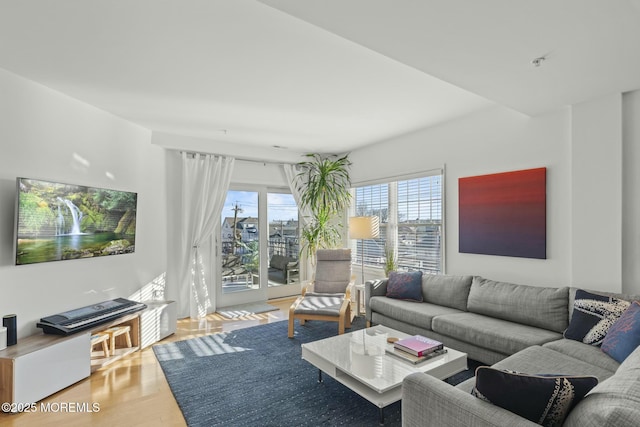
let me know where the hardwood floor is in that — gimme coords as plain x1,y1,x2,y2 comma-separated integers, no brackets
0,297,296,427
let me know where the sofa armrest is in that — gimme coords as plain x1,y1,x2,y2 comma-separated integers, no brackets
402,373,539,427
364,278,388,324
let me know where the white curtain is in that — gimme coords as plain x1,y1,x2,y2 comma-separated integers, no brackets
283,163,314,281
283,164,312,227
179,152,235,319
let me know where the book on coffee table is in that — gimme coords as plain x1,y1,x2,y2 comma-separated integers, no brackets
393,335,443,357
385,347,448,365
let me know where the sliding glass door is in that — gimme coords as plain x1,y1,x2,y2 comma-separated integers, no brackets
220,190,260,294
267,192,300,298
217,188,301,306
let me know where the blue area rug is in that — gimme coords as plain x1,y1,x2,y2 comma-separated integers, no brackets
216,302,278,319
153,318,483,426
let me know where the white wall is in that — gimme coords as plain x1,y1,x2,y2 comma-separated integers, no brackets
0,68,167,338
571,94,622,291
350,92,640,295
623,90,640,295
350,105,572,287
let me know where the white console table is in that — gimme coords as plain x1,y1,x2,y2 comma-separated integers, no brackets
0,302,176,408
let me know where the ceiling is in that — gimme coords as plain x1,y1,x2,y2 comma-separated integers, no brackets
1,1,639,158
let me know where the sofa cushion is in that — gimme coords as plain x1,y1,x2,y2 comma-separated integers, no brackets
432,312,563,355
386,271,423,302
601,301,640,363
491,345,615,382
467,277,569,333
542,339,619,373
369,297,462,331
563,346,640,427
564,289,630,345
471,367,598,427
422,274,473,311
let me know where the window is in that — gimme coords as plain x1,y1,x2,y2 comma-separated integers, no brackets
352,170,444,274
397,175,443,273
353,184,388,268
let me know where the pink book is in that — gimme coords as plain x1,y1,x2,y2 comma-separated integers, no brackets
394,335,443,357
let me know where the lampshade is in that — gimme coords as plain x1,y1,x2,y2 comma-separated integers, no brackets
349,216,380,240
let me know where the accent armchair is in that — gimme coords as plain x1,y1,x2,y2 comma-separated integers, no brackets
288,248,355,338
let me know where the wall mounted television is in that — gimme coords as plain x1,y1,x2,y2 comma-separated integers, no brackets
14,177,137,265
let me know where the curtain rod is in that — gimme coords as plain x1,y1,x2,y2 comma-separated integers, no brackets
179,150,298,166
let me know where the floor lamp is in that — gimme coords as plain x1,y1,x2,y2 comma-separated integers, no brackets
349,216,380,283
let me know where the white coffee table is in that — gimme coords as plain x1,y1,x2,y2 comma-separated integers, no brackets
301,325,467,424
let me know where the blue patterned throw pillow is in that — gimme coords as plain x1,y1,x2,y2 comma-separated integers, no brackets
601,301,640,363
471,367,598,427
386,271,423,302
563,289,630,345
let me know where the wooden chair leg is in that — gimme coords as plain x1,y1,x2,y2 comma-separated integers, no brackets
288,316,295,338
288,304,296,338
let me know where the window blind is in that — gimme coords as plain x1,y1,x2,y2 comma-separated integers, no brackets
353,184,387,268
397,175,442,273
352,172,443,274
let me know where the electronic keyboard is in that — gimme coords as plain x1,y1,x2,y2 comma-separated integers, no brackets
37,298,147,336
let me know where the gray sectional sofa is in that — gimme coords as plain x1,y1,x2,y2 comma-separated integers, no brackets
364,275,640,426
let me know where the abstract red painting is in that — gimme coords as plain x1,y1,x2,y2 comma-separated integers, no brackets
459,167,546,259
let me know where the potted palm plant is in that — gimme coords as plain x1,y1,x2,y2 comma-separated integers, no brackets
384,245,398,277
295,153,352,265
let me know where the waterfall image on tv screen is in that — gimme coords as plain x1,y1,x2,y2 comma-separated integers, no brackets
15,178,137,265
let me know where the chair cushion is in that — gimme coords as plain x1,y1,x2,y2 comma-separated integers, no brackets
601,301,640,363
564,289,630,345
270,255,296,271
471,366,598,427
386,271,423,302
293,293,345,317
314,249,352,293
270,255,286,270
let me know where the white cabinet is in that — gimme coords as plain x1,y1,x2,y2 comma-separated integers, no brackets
139,300,177,349
0,333,90,406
